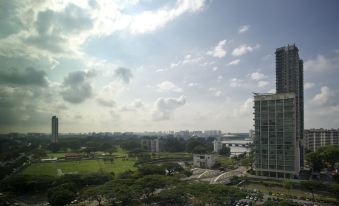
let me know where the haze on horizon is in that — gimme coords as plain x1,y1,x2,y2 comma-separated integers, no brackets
0,0,339,133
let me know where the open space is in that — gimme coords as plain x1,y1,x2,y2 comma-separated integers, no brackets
21,159,136,176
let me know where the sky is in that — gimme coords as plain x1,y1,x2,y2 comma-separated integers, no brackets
0,0,339,133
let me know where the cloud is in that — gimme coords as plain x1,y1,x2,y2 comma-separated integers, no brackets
230,78,243,88
238,25,250,34
96,97,116,107
215,90,222,97
114,67,133,83
227,59,240,66
130,0,205,34
304,54,338,72
232,44,260,57
188,82,198,87
258,81,269,88
0,0,206,61
304,82,315,90
207,40,227,58
61,70,94,104
312,86,331,105
0,67,48,87
121,99,144,111
157,81,183,92
152,95,186,120
212,66,218,71
250,72,266,81
233,98,253,117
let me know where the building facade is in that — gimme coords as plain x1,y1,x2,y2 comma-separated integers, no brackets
51,116,58,143
193,154,216,169
141,138,161,153
304,129,339,152
254,93,300,178
275,44,304,167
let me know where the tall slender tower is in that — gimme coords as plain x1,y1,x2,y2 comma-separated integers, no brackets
275,44,304,167
51,116,58,143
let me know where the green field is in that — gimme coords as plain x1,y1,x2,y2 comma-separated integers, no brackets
21,159,136,176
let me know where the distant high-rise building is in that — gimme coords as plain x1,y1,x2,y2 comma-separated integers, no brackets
275,44,304,167
254,93,300,178
51,116,58,143
304,128,339,152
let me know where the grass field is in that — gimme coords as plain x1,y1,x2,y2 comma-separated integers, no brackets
21,159,136,176
217,156,235,167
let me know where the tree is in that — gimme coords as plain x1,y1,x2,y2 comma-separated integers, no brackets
219,146,231,157
320,145,339,169
135,175,173,200
82,186,105,206
47,184,76,206
299,181,321,201
283,180,293,197
306,151,323,172
192,145,208,154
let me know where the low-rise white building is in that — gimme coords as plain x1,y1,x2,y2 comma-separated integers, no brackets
193,154,216,169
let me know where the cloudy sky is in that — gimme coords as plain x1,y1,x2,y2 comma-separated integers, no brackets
0,0,339,133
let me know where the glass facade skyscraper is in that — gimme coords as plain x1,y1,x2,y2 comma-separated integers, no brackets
254,93,300,178
253,44,304,178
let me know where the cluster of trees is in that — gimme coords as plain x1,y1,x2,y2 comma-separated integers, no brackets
306,145,339,172
120,137,214,154
81,170,245,205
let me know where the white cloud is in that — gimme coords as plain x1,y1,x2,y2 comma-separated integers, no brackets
207,40,227,58
304,54,338,72
152,95,186,120
157,81,183,92
238,25,250,34
258,81,269,88
232,44,260,57
230,78,243,88
233,98,253,117
250,72,266,81
212,66,218,71
304,82,315,90
312,86,331,105
121,99,144,111
227,59,240,66
188,82,198,87
130,0,205,34
0,0,206,61
215,90,222,97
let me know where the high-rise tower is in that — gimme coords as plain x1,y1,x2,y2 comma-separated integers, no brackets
51,116,58,143
253,44,304,178
275,44,304,167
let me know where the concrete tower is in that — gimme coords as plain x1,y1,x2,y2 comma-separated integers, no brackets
275,44,304,167
51,116,58,143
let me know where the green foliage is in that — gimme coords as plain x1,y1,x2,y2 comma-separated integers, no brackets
219,146,231,156
47,183,77,206
0,175,56,194
186,182,246,205
138,164,166,176
306,145,339,171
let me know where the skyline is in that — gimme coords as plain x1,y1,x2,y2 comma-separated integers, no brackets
1,0,339,133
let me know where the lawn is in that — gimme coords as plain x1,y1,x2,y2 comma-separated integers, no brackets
217,156,235,167
21,159,136,176
47,152,66,158
153,152,192,159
